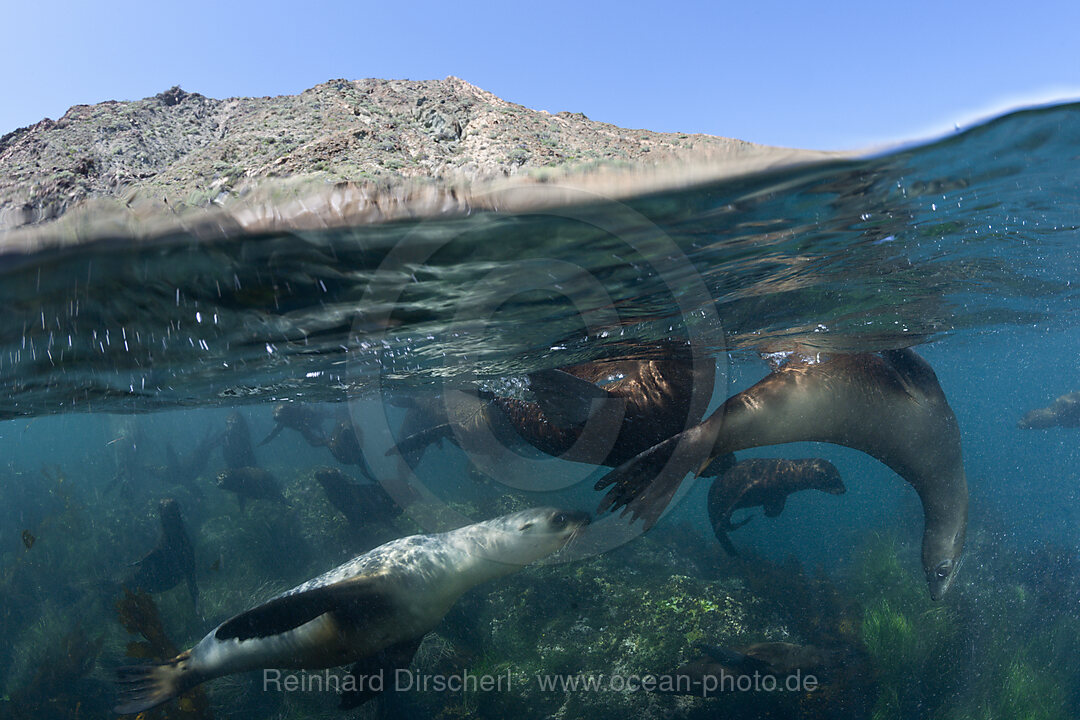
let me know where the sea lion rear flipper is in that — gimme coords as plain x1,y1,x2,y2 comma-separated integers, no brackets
594,421,716,529
528,369,618,427
214,575,396,642
339,636,423,709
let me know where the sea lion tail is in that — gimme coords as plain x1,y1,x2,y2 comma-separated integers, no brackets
114,653,201,714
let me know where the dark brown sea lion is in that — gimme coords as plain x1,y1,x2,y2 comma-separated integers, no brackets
707,458,846,556
221,412,257,469
312,467,402,529
596,349,968,600
390,341,714,470
325,420,377,481
260,403,329,447
164,430,221,493
128,498,198,612
216,467,286,509
1018,391,1080,429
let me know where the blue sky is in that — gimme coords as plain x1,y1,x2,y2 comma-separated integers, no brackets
2,1,1078,150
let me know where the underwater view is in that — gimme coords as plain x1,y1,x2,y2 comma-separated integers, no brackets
1,101,1079,720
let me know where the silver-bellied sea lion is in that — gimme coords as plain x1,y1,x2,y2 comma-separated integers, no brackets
114,507,589,714
1018,391,1080,429
595,349,968,600
707,458,845,556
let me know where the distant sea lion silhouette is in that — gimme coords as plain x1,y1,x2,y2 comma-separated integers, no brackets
128,498,198,612
596,349,968,600
260,403,329,447
216,467,287,509
221,412,257,469
1018,391,1080,429
312,466,402,529
707,458,846,556
114,508,589,713
324,420,378,481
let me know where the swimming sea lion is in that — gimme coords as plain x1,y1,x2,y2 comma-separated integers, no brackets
390,341,714,470
216,467,286,509
128,498,198,612
707,458,846,556
325,420,378,482
596,349,968,600
1018,391,1080,429
114,507,589,713
312,467,402,529
222,412,257,469
164,430,221,493
260,403,329,447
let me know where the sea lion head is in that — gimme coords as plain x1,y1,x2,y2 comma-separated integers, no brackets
805,459,846,494
923,517,966,601
1017,408,1053,429
471,507,590,567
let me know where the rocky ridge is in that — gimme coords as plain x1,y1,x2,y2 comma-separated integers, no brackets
0,77,827,235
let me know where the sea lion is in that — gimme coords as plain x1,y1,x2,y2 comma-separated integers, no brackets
128,498,198,612
1018,391,1080,429
114,507,589,713
222,412,257,469
260,403,330,447
325,420,378,482
216,467,287,509
312,467,402,529
708,458,846,556
390,341,714,470
164,430,221,493
596,349,968,600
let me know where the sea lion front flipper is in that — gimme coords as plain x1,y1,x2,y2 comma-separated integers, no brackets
258,424,283,447
711,524,741,557
338,636,423,709
528,369,619,427
214,575,396,642
763,496,787,517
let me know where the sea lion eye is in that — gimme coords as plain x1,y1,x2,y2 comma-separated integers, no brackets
935,563,951,580
552,513,568,527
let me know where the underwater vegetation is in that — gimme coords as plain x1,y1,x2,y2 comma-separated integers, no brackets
0,415,1078,720
847,531,1080,720
114,588,213,719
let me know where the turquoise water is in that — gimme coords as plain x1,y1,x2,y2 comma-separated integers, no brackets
0,103,1078,719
